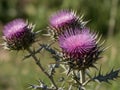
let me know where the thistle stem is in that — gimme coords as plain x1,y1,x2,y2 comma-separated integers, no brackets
27,48,58,90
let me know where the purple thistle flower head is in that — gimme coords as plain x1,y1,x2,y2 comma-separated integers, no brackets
3,19,35,50
49,10,77,30
58,28,103,70
3,19,27,38
59,28,96,59
49,10,87,40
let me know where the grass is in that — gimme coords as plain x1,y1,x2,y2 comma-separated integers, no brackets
0,35,120,90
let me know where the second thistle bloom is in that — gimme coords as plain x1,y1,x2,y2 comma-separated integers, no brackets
3,19,35,50
49,10,85,37
58,28,102,69
50,10,77,29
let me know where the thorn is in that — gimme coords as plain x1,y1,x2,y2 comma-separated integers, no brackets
35,30,42,34
96,35,102,44
42,33,51,36
91,65,98,70
102,45,111,51
67,68,72,76
99,40,105,47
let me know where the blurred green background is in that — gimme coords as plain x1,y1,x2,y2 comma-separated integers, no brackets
0,0,120,90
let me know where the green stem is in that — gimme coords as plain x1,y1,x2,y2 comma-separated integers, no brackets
27,48,58,90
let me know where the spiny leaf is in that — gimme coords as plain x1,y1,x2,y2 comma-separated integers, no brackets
40,44,62,62
28,79,56,90
93,68,120,83
41,44,62,76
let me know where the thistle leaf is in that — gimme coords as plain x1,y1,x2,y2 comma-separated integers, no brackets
40,44,62,62
93,68,120,83
28,79,57,90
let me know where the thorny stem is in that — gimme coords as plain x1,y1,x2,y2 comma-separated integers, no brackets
24,41,56,59
23,46,43,59
27,48,58,90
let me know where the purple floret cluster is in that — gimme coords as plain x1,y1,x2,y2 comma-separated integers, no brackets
3,19,35,50
58,28,97,59
50,10,77,29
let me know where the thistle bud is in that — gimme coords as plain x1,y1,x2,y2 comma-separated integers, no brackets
3,19,35,50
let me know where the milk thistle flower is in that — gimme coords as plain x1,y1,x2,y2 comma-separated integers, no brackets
49,10,85,39
3,19,35,50
58,28,102,70
50,10,77,29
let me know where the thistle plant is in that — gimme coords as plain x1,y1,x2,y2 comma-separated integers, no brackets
2,10,120,90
